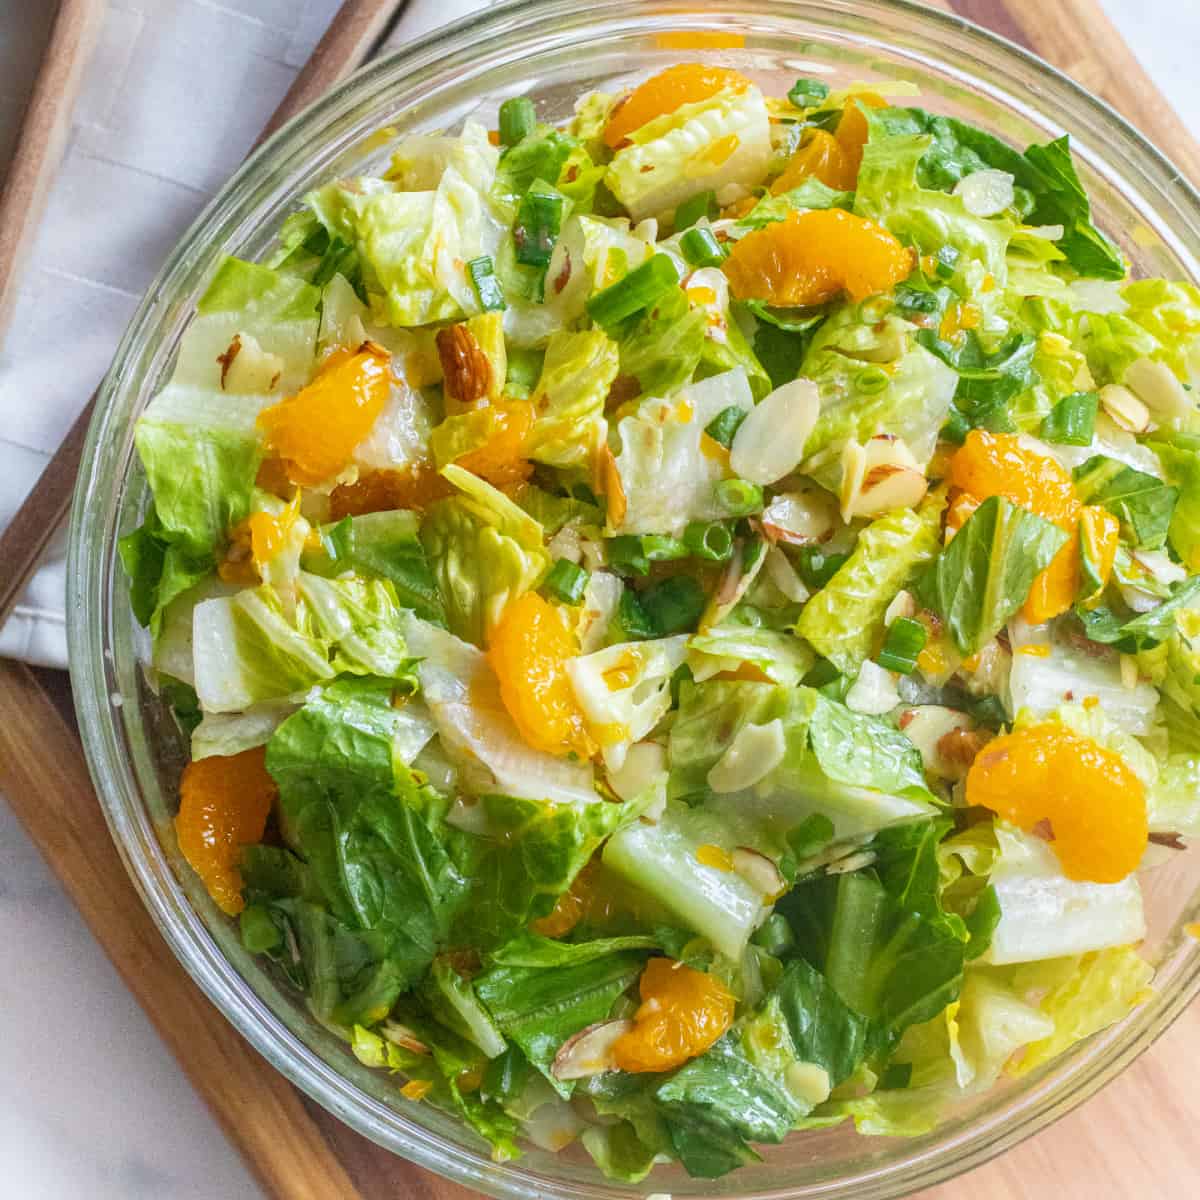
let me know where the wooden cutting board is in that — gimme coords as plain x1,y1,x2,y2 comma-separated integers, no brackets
2,2,1199,1198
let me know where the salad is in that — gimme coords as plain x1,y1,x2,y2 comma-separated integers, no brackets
119,61,1200,1182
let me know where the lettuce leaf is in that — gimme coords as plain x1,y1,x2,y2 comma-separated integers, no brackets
295,573,413,678
1073,455,1178,550
796,495,945,676
605,85,772,221
527,329,619,468
474,935,650,1096
916,495,1067,655
613,368,754,535
421,466,549,646
1147,432,1200,570
686,624,814,686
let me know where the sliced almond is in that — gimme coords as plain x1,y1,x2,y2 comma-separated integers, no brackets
761,487,840,546
732,846,787,900
845,660,901,715
863,434,920,472
884,589,916,626
729,378,820,485
898,705,975,781
838,439,868,521
1124,356,1194,426
381,1020,430,1056
551,1020,634,1080
707,717,786,793
1099,383,1152,434
849,465,928,518
785,1061,832,1107
764,544,810,602
217,331,285,394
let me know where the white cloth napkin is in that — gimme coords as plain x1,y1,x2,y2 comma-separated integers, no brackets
0,0,492,669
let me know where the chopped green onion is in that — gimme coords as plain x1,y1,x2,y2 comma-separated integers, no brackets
616,588,656,640
800,658,848,700
679,226,727,268
543,557,589,605
514,186,566,268
586,253,679,329
893,282,943,317
787,77,831,109
467,255,506,312
674,189,718,231
714,478,764,516
683,520,734,562
640,575,706,636
877,616,928,675
1041,390,1098,447
934,244,960,279
240,905,281,954
607,533,689,576
854,365,890,395
704,405,747,448
797,546,848,591
498,96,536,147
752,913,795,955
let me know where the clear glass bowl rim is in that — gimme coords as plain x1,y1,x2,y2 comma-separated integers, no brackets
67,2,1200,1198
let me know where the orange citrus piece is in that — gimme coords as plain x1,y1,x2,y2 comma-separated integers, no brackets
966,723,1147,883
176,748,277,915
722,208,912,307
949,431,1084,622
258,343,392,486
612,957,735,1073
329,464,452,519
771,129,856,194
604,63,751,149
834,92,888,179
489,592,598,759
455,399,535,490
531,861,596,938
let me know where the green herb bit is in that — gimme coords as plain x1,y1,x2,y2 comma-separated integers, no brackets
467,255,507,312
498,96,536,147
703,405,748,448
240,905,282,954
797,546,849,591
714,478,764,517
586,253,679,329
679,226,727,268
674,189,719,231
543,557,589,605
877,616,928,675
616,587,657,640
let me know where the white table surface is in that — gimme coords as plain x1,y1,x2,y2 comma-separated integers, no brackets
2,0,1199,1196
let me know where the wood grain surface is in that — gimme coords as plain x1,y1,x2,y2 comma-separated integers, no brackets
2,2,1199,1200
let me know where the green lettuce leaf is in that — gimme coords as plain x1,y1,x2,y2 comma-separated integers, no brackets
302,509,444,624
295,573,412,677
1072,455,1178,550
617,283,707,399
474,935,649,1096
1147,432,1200,570
916,495,1067,655
916,329,1037,434
796,494,945,675
527,329,619,468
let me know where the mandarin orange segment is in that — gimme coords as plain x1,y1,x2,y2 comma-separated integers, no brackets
834,92,888,179
489,592,598,759
531,862,595,938
329,464,452,519
965,723,1147,883
454,399,535,489
722,208,912,307
603,63,751,149
771,129,856,195
258,343,392,486
176,748,277,915
949,431,1084,621
611,957,735,1073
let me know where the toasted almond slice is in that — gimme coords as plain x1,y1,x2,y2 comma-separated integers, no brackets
707,718,786,793
884,589,916,626
1124,356,1194,426
1099,383,1152,434
898,705,975,780
729,378,820,485
732,846,787,900
761,487,840,545
839,438,868,521
849,465,928,518
552,1020,634,1080
381,1021,430,1055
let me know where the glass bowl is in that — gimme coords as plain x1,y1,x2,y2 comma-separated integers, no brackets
68,1,1200,1196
